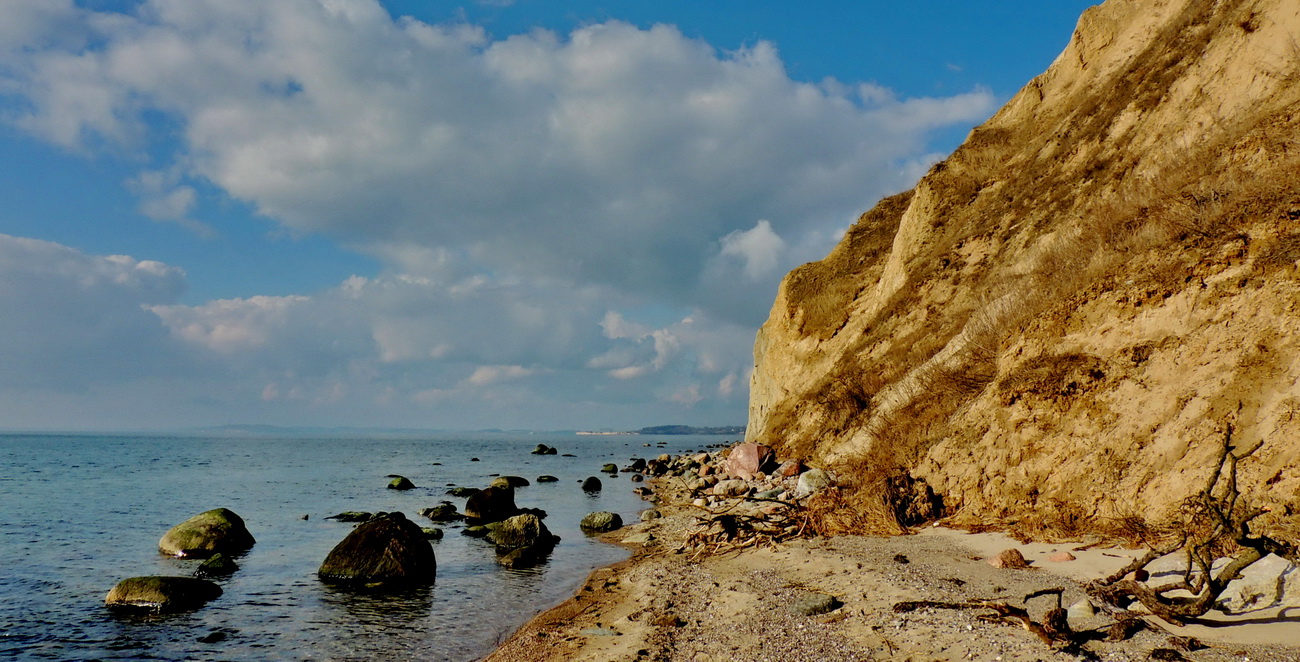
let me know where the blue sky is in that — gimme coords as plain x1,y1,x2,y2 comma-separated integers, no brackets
0,0,1094,431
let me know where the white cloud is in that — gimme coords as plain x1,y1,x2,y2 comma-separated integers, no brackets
720,220,786,280
0,1,1000,429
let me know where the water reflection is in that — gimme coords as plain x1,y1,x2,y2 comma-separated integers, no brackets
317,582,436,628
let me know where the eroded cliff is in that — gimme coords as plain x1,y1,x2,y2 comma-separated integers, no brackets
749,0,1300,539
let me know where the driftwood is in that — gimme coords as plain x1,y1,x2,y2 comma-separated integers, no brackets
1086,420,1300,625
676,496,808,560
891,590,1075,648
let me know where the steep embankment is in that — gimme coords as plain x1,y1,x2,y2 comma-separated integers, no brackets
749,0,1300,539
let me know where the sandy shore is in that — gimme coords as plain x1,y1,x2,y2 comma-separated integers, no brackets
484,475,1300,662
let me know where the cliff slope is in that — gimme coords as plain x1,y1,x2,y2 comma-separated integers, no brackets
749,0,1300,539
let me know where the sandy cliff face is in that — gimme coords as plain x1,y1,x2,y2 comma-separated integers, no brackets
749,0,1300,538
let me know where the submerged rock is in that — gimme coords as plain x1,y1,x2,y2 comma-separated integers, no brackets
325,511,373,522
318,512,436,586
446,486,479,498
419,502,462,522
537,475,559,483
105,576,223,612
158,508,255,558
196,553,238,577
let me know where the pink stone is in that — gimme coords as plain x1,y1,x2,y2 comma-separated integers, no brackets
1048,552,1077,562
725,443,775,480
987,548,1030,569
777,460,804,477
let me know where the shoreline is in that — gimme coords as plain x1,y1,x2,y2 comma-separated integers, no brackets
484,453,1300,662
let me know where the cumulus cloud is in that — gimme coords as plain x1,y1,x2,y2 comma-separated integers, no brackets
0,0,999,428
0,233,186,389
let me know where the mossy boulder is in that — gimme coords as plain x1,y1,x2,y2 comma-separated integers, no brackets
486,513,559,569
317,512,436,587
105,576,222,612
388,476,415,490
579,511,623,533
158,508,255,558
196,553,238,577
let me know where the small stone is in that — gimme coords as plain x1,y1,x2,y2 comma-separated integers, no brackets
601,463,618,474
795,469,833,497
788,591,842,616
421,527,444,539
692,498,708,508
1067,599,1095,621
537,475,559,483
490,475,530,489
1049,551,1077,562
325,511,372,522
640,509,662,521
622,532,655,545
986,548,1030,569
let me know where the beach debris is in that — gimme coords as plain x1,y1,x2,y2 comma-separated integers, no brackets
1085,425,1300,625
580,511,624,533
159,508,256,558
987,548,1031,569
105,576,223,612
387,476,415,490
318,512,436,586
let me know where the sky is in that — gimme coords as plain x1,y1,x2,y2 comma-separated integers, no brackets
0,0,1096,432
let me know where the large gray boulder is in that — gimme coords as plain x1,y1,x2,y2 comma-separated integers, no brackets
158,508,255,558
317,512,436,586
464,486,519,524
105,576,222,612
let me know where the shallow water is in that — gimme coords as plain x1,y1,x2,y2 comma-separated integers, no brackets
0,432,720,661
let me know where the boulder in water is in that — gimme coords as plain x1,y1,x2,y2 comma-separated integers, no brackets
105,576,222,612
158,508,255,558
581,476,602,492
579,511,623,533
490,475,530,489
600,463,618,474
464,486,519,524
446,486,479,498
487,513,558,569
537,475,559,483
388,476,415,490
318,512,436,586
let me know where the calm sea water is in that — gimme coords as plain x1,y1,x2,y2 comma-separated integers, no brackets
0,432,722,661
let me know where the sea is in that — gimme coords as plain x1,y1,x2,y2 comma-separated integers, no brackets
0,431,724,661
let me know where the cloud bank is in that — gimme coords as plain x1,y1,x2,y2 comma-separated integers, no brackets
0,0,996,429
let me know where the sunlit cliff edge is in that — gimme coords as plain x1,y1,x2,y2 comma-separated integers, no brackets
748,0,1300,540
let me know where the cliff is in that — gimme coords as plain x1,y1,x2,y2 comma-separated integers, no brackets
748,0,1300,539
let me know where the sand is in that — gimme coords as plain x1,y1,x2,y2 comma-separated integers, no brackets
483,483,1300,662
